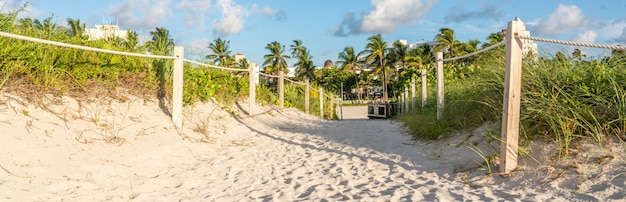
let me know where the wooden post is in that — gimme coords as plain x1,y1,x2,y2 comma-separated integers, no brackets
411,76,416,112
330,95,334,119
422,69,427,108
249,64,256,116
404,87,409,113
320,87,324,119
279,71,284,111
500,18,525,174
305,79,310,114
172,46,184,131
436,52,444,120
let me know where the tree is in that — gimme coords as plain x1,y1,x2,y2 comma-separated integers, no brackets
147,27,174,55
123,30,139,52
66,18,86,39
337,46,363,99
34,15,58,38
263,41,290,75
572,48,585,62
483,32,504,48
206,38,232,66
362,34,389,102
433,27,460,57
290,39,305,59
387,40,408,80
294,48,316,81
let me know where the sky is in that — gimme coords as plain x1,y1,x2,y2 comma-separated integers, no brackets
2,0,626,67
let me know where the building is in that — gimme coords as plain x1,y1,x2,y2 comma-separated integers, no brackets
85,24,128,41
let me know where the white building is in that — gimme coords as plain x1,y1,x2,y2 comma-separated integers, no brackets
85,25,128,41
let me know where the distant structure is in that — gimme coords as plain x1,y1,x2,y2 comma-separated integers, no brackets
323,60,334,68
85,24,128,41
234,52,245,63
519,30,538,56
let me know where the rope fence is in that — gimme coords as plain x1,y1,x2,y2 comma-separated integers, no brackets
183,59,248,72
518,35,626,50
0,31,176,60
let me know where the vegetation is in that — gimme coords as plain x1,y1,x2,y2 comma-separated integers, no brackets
2,5,626,158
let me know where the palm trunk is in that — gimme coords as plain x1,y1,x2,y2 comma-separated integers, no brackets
381,60,387,103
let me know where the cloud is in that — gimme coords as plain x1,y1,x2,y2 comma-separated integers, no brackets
1,0,40,19
573,30,597,43
108,0,173,29
250,4,286,22
444,0,504,23
185,37,211,55
176,0,212,27
333,0,437,36
532,4,587,35
212,0,248,37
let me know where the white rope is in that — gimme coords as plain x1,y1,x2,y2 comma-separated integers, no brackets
183,59,248,72
442,40,505,62
257,71,282,78
518,35,626,50
0,31,177,60
285,78,305,85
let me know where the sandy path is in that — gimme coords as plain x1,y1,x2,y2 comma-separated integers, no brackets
1,96,625,201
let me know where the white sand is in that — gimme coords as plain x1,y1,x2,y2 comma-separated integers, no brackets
1,94,625,201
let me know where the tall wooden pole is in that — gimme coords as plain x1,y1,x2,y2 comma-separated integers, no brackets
172,46,184,131
436,52,444,120
500,17,525,174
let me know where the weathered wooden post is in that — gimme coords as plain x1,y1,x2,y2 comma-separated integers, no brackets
320,87,324,119
172,46,184,131
422,69,427,108
411,76,416,112
305,79,310,114
404,86,409,113
500,17,524,174
248,64,256,116
436,52,444,120
279,71,284,111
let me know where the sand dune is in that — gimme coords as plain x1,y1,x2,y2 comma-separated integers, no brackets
1,94,625,201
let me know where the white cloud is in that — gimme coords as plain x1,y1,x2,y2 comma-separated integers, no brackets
1,0,40,19
108,0,173,29
212,0,248,37
534,4,587,35
573,30,597,43
250,4,285,21
185,37,211,55
176,0,212,27
360,0,437,33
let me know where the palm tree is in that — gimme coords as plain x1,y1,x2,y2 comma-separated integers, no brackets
206,38,232,66
337,46,363,100
388,41,408,80
572,48,585,62
290,39,305,59
294,48,316,81
483,32,504,48
362,34,389,102
66,18,86,38
147,27,174,55
34,15,57,38
263,41,290,75
434,27,460,57
123,30,139,52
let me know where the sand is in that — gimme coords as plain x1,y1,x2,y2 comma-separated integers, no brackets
1,94,625,201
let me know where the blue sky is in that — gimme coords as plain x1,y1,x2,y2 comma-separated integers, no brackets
2,0,626,66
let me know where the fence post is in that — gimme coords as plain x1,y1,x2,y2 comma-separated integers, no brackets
320,87,324,119
305,79,310,114
279,71,284,111
330,95,334,119
500,18,525,175
436,52,444,120
404,86,409,113
411,76,416,112
172,46,184,131
249,64,256,116
422,69,427,108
